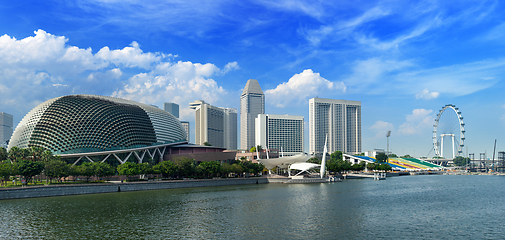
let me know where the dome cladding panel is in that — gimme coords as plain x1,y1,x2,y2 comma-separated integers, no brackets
9,95,186,154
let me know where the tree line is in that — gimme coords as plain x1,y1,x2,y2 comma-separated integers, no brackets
307,151,392,173
0,147,264,186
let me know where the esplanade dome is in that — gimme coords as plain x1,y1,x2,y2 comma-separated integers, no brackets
8,95,187,154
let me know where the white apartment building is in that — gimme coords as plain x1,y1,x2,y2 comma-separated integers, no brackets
255,114,304,156
240,79,265,150
309,98,361,155
0,112,13,146
190,100,237,149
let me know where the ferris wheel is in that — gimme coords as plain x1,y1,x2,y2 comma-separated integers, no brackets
433,104,465,159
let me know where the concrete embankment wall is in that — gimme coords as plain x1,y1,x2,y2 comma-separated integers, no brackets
0,178,268,200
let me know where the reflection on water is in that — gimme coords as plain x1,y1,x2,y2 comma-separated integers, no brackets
1,175,505,239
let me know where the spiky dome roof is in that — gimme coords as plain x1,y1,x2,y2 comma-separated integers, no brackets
8,95,186,154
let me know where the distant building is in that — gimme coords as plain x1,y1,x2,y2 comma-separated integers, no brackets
240,79,265,150
224,108,238,150
255,114,304,156
0,112,13,146
189,100,237,149
180,121,190,141
309,98,361,155
164,102,179,118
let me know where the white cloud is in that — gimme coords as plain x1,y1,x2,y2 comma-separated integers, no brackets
398,109,434,135
343,57,504,97
369,120,395,139
303,7,390,45
95,41,162,69
265,69,346,108
112,61,226,119
416,88,439,100
0,30,232,122
222,61,240,74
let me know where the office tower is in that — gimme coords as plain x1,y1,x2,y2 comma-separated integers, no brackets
189,100,237,149
224,108,237,150
0,112,13,146
180,121,190,141
309,98,361,155
240,79,264,150
164,102,179,118
255,114,304,156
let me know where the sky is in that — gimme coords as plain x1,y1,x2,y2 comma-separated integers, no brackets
1,0,504,158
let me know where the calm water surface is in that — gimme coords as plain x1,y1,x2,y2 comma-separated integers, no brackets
1,175,505,239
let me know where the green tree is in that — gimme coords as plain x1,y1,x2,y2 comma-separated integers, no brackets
250,145,263,153
17,160,44,184
117,162,140,179
8,146,26,162
29,147,46,162
78,162,96,182
173,157,196,177
330,151,343,161
198,161,221,177
375,153,388,163
376,163,392,171
0,147,8,161
231,163,244,176
94,162,115,180
307,157,320,164
44,159,70,183
154,161,177,178
203,141,212,146
453,156,470,166
351,162,366,171
138,162,153,175
0,161,17,185
400,154,412,158
389,153,398,158
221,163,232,177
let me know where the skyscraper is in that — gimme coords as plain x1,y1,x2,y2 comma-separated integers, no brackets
0,112,13,146
255,114,304,156
180,121,190,141
309,98,361,155
240,79,264,150
163,102,179,118
190,100,237,149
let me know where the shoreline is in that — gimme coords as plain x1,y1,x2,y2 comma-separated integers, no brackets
0,177,268,200
2,171,502,200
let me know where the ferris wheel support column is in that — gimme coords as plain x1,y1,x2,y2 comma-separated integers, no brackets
452,135,455,159
441,136,444,158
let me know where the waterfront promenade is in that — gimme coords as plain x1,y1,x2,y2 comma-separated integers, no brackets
0,178,268,200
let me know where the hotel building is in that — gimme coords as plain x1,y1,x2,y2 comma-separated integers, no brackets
309,98,361,155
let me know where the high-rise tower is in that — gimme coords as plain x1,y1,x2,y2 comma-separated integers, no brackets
0,112,13,146
190,100,237,149
240,79,264,150
309,98,361,155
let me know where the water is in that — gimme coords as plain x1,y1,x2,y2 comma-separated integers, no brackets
1,175,504,239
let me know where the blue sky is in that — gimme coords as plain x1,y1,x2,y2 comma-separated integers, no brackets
1,0,504,158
